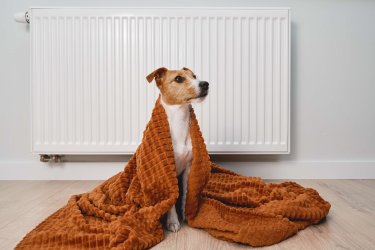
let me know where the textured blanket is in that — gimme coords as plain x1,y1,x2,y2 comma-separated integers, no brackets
16,96,330,249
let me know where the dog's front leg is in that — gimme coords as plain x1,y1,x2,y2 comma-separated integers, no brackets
180,164,191,222
166,205,181,232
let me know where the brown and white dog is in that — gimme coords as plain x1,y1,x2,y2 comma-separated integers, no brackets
146,67,209,232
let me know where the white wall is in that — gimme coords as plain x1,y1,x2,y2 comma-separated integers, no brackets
1,0,375,179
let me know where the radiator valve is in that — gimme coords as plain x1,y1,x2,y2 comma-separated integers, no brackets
14,11,30,23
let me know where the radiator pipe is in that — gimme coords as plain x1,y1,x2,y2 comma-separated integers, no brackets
40,155,63,163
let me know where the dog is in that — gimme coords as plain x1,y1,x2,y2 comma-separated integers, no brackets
146,67,209,232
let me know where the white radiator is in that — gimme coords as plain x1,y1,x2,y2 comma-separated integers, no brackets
29,7,290,154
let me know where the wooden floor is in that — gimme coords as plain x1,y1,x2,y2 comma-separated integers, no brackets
0,180,374,250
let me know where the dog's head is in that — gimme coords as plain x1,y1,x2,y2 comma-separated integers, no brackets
146,67,209,105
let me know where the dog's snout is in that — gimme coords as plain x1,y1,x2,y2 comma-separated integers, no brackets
199,81,209,90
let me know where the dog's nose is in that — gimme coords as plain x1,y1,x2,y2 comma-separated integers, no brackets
199,81,209,90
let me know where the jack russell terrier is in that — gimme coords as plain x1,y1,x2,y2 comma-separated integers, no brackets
146,67,209,232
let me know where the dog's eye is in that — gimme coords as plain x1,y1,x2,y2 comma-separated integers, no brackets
193,75,197,79
175,76,183,83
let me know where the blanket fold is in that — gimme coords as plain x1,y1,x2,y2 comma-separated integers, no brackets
16,96,330,249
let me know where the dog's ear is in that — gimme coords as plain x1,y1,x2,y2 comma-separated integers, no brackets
146,67,168,83
182,67,193,73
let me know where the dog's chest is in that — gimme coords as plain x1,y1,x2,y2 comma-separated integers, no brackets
162,102,193,176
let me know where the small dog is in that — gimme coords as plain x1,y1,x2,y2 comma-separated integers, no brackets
146,67,209,232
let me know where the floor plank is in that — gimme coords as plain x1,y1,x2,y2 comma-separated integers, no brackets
0,180,374,250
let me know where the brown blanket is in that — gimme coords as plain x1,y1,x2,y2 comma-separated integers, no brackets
16,96,330,249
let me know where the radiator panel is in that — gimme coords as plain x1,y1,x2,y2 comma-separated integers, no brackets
31,8,290,154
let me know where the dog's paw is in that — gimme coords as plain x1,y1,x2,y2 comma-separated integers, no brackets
167,222,181,232
166,205,181,232
166,213,181,232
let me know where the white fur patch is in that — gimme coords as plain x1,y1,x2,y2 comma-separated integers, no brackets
189,96,206,103
160,97,193,176
161,96,193,230
190,79,200,95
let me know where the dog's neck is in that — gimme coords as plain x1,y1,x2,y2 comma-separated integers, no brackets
160,96,191,146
